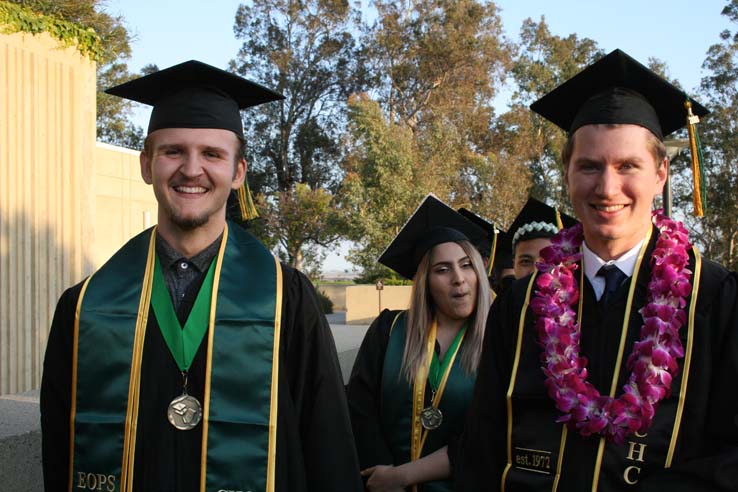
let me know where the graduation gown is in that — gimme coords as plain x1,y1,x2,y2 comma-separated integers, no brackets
347,309,476,491
41,244,362,492
450,227,738,491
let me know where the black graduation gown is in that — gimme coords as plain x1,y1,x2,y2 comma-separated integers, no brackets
347,309,474,491
346,309,398,470
450,229,738,491
41,262,363,492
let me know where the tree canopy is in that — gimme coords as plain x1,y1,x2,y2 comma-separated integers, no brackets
231,0,362,271
8,0,144,147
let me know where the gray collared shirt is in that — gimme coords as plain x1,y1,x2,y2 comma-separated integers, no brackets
155,233,223,312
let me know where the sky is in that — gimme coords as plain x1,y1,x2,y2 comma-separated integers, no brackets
104,0,733,272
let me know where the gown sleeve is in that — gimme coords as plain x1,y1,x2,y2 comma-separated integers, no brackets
638,268,738,492
279,265,364,492
449,284,521,492
40,281,85,491
345,309,397,470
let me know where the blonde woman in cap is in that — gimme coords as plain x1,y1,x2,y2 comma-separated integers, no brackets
347,195,492,492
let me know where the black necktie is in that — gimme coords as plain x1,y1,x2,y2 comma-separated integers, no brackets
597,264,627,307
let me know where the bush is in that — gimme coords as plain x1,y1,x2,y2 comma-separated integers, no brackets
317,289,334,314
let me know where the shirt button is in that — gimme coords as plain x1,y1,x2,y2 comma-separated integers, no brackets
180,262,189,270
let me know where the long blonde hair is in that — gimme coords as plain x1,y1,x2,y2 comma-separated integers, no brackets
401,240,491,383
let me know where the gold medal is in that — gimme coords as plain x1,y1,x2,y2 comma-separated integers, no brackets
167,393,202,430
420,405,443,430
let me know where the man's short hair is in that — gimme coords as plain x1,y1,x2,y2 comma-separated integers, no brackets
561,124,667,167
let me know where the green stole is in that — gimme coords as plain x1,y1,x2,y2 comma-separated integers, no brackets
500,244,702,491
69,221,282,492
380,312,476,492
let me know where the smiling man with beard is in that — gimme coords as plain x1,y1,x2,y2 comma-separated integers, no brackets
40,61,362,492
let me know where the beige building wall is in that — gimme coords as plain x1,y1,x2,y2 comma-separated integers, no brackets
93,143,157,268
0,31,96,395
345,285,412,325
315,283,347,311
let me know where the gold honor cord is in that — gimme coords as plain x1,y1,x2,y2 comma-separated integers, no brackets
501,272,538,492
200,224,230,492
487,231,498,277
666,248,701,467
122,229,157,492
409,319,466,492
411,320,437,464
68,276,93,492
389,311,404,337
416,329,467,456
591,230,652,492
266,254,283,492
551,426,568,491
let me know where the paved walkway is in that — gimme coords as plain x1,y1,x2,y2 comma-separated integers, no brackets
326,311,370,383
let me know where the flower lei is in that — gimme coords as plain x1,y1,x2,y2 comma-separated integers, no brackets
530,211,692,444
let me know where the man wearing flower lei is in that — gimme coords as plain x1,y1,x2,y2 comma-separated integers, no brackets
445,49,738,491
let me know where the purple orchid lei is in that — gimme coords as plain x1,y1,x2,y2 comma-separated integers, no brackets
530,211,692,444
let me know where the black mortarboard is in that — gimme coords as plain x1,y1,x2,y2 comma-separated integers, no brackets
495,230,513,270
105,60,284,137
530,49,708,140
457,208,508,277
379,195,488,280
508,198,578,252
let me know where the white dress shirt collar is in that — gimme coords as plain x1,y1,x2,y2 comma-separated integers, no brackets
582,238,645,300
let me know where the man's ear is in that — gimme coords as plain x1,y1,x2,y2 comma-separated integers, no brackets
656,157,669,194
563,162,571,194
140,152,153,185
232,158,246,189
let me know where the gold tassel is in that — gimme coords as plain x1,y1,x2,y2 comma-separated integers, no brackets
685,99,706,217
486,231,498,277
236,180,259,221
555,209,563,230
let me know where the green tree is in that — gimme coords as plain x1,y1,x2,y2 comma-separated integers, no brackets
254,183,345,273
339,94,422,279
675,0,738,269
231,0,362,272
9,0,144,148
340,0,513,277
490,17,603,222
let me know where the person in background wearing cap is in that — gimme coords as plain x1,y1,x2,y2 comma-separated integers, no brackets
346,195,492,492
40,61,362,492
457,208,514,296
448,49,738,491
508,197,578,280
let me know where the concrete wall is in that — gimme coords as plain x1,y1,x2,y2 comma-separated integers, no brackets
0,30,96,395
315,283,347,311
345,285,412,324
92,143,157,268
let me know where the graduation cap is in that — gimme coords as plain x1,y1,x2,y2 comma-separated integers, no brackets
106,60,283,136
106,60,284,221
509,197,577,252
494,229,513,271
530,48,709,216
457,208,508,277
378,195,488,280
